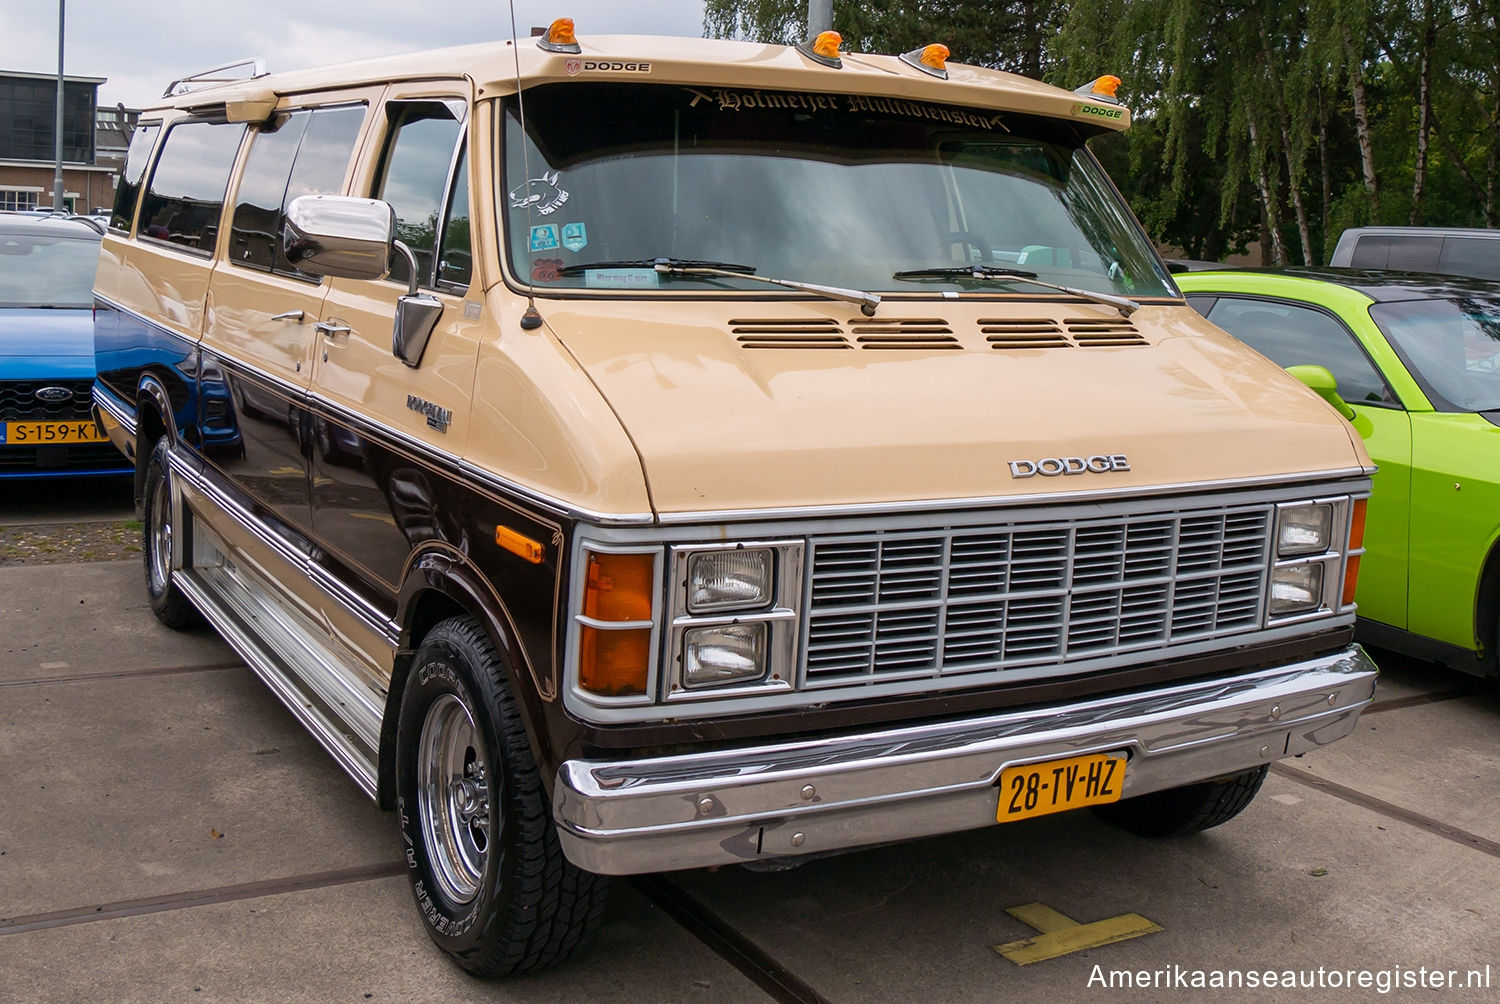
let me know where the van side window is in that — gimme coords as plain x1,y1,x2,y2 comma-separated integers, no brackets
436,145,471,288
108,122,160,234
1437,237,1500,281
138,120,246,254
231,105,365,276
372,102,463,288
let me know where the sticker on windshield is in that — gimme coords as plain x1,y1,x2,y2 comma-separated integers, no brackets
509,170,570,216
529,224,560,253
585,268,661,289
531,257,564,282
561,222,588,253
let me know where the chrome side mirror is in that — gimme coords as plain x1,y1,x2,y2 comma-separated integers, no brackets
284,195,394,280
391,240,443,369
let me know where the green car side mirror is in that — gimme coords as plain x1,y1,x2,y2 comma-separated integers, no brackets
1286,364,1357,421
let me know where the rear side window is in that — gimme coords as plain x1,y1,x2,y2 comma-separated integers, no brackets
139,120,246,255
230,105,365,275
1349,234,1442,272
373,101,464,288
108,122,160,234
1437,237,1500,281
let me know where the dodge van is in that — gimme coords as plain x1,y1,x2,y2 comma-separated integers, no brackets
93,24,1378,975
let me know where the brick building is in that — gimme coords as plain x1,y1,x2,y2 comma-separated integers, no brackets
0,70,137,214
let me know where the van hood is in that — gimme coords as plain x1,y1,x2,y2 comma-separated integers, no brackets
543,301,1370,516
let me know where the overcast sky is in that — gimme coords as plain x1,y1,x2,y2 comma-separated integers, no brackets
0,1,709,110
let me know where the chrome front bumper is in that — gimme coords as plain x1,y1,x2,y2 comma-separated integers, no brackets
553,646,1377,875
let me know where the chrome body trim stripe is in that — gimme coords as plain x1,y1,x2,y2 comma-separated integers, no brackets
92,383,137,436
168,447,400,648
553,646,1378,874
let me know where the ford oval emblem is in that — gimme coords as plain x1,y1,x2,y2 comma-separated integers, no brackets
35,386,73,403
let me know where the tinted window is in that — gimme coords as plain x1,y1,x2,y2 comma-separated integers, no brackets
139,120,246,254
1206,297,1393,405
437,145,471,287
1437,237,1500,281
109,123,160,233
1370,297,1500,412
230,105,364,275
230,111,310,270
374,103,462,287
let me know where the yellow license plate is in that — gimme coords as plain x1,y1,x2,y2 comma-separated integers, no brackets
4,420,108,445
998,752,1127,822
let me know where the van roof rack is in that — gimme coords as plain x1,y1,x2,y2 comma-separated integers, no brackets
162,57,268,98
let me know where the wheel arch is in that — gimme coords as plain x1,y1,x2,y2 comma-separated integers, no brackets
1473,533,1500,676
133,375,179,501
378,545,556,810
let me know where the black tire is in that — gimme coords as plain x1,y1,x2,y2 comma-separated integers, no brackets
141,437,200,630
1092,765,1268,838
396,616,609,976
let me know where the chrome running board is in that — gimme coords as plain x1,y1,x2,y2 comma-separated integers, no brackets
176,553,382,800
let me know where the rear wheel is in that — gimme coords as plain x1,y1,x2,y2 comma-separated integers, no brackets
396,616,608,976
1092,765,1268,837
141,437,199,629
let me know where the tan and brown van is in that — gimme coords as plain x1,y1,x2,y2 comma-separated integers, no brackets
93,23,1378,975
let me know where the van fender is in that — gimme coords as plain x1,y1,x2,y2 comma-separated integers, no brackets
380,542,557,808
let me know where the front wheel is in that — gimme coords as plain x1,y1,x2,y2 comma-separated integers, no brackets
141,437,199,629
396,616,608,976
1092,765,1268,837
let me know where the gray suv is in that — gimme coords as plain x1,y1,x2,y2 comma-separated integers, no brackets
1329,226,1500,280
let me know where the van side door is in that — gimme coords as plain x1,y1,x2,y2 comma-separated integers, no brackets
200,97,375,540
308,85,482,625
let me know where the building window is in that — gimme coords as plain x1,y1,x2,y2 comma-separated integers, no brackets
0,189,40,212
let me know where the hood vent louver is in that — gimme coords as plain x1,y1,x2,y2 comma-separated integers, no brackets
732,318,851,350
848,318,959,350
1065,318,1148,346
982,317,1146,350
980,318,1069,349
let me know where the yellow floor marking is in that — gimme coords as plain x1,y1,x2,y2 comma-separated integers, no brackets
995,902,1162,965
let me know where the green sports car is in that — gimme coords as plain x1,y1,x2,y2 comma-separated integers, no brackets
1177,268,1500,676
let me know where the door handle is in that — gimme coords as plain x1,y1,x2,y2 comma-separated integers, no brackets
271,309,304,322
314,320,352,338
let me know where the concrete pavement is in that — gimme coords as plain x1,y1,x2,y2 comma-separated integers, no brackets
2,558,1497,1001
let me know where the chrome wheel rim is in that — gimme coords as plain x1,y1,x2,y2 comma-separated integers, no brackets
149,472,172,595
417,693,490,905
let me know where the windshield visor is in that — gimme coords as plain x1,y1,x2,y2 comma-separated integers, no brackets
0,232,100,308
501,83,1173,298
1370,296,1500,412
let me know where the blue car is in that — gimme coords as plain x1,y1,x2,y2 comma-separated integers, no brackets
0,213,131,479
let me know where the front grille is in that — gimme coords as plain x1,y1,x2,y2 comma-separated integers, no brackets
0,380,95,421
803,503,1272,688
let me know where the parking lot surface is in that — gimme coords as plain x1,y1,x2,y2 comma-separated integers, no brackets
3,553,1498,1002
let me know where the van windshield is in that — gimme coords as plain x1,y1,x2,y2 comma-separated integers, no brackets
501,83,1174,299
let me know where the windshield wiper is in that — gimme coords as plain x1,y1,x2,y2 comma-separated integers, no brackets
558,257,757,275
892,265,1140,318
561,257,881,316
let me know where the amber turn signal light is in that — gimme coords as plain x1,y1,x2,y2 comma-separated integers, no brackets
1342,499,1367,606
578,551,655,697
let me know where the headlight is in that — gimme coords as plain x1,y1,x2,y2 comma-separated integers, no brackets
683,623,767,687
1278,503,1333,556
688,548,773,612
1271,562,1325,615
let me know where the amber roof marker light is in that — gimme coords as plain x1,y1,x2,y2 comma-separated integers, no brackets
796,30,844,68
899,44,950,79
537,17,581,54
1073,74,1123,104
